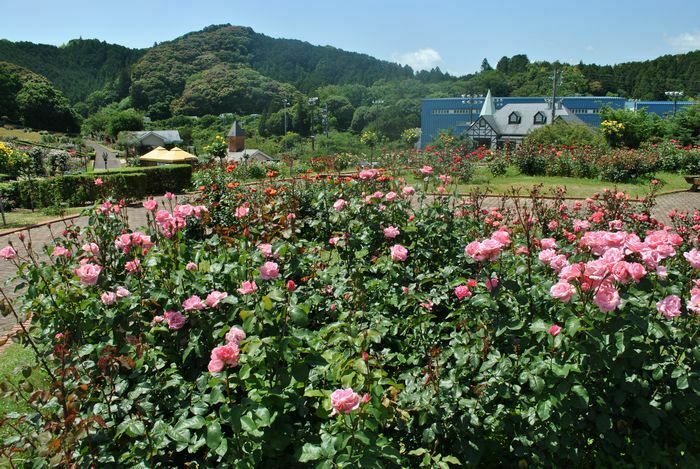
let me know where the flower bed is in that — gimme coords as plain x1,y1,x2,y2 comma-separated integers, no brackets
1,172,699,466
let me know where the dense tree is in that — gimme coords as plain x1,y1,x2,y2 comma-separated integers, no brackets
666,103,700,145
481,58,493,72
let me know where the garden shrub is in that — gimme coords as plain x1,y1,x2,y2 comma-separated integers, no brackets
2,175,699,467
597,148,660,182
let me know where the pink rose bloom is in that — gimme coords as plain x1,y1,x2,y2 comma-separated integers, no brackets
656,266,668,279
593,283,621,312
626,262,647,282
383,226,400,239
559,263,583,281
402,186,416,196
260,261,280,280
175,204,194,218
491,230,511,246
82,243,100,256
185,262,198,271
538,249,556,264
164,310,186,330
329,236,341,245
419,165,433,175
205,291,228,308
485,276,499,292
287,213,296,220
688,292,700,315
94,178,103,186
143,199,158,211
390,244,408,262
237,280,257,295
115,286,130,298
225,326,246,345
287,280,296,292
165,192,174,200
550,281,576,302
235,205,250,218
549,255,569,273
101,291,116,305
155,210,171,224
358,169,378,180
684,249,700,269
75,263,102,285
51,246,70,257
333,199,348,211
454,285,471,300
330,388,362,416
257,243,273,257
385,191,398,202
182,295,206,311
540,238,557,250
208,343,241,373
548,220,559,230
125,259,141,273
0,246,17,260
656,295,681,319
573,220,590,233
608,220,624,230
548,324,562,336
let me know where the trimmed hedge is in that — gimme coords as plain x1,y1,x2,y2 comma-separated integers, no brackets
4,164,192,209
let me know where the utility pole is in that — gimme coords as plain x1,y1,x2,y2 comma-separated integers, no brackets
665,91,684,116
551,67,560,122
282,97,290,151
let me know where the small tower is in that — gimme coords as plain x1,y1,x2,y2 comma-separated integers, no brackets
479,89,495,116
227,121,246,152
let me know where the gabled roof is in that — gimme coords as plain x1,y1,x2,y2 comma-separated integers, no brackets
129,130,182,144
227,121,246,137
226,149,274,162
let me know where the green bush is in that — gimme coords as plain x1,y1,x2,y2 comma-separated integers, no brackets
524,121,606,148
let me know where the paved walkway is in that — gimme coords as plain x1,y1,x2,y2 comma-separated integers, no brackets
0,191,698,340
86,140,123,170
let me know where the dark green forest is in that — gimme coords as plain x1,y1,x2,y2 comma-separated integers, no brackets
0,23,698,137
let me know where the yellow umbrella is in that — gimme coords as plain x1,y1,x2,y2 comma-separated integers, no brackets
167,147,198,162
139,146,170,162
140,146,198,163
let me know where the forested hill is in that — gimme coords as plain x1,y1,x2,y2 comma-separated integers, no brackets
0,38,143,103
129,24,415,118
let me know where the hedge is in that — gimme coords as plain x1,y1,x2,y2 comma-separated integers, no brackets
2,164,192,209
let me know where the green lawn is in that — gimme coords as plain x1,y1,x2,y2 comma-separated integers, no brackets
405,166,689,198
0,342,46,429
0,207,85,232
0,127,44,143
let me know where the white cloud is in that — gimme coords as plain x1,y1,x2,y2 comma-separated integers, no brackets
585,45,594,52
666,30,700,52
391,48,442,71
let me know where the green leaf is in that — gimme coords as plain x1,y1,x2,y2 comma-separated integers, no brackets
571,384,589,404
289,306,309,327
299,443,323,462
206,421,222,450
677,374,689,390
262,296,273,311
241,414,257,433
537,400,552,421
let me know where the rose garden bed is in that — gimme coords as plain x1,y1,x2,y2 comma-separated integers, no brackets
0,169,698,467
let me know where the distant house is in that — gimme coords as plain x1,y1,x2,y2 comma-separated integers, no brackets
464,90,586,148
123,130,183,148
225,121,274,163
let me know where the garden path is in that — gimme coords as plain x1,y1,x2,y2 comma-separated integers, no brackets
0,191,698,346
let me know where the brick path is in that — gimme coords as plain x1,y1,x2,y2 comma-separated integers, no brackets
0,191,698,350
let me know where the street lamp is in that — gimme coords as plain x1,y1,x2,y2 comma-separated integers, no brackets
664,91,684,116
371,99,384,137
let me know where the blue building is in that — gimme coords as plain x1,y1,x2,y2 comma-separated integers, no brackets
420,94,694,148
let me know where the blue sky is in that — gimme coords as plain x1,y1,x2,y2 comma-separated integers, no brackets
3,0,699,76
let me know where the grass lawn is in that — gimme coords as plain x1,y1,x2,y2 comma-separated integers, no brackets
0,127,43,143
0,342,46,431
0,207,85,232
406,166,689,198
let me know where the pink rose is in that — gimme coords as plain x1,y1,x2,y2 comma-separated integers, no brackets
419,165,433,175
385,191,398,202
51,246,71,257
684,249,700,269
593,283,621,312
626,262,647,282
143,199,158,211
164,192,174,200
538,249,556,264
225,326,246,345
540,238,557,250
237,280,257,295
0,246,17,260
485,276,499,292
125,259,141,273
548,324,562,336
383,226,400,239
235,205,250,218
82,243,100,256
101,291,116,305
330,388,361,416
75,263,102,286
286,280,296,292
260,261,280,280
257,243,273,257
174,204,194,218
182,295,206,311
550,281,576,302
390,244,408,262
656,295,681,319
186,262,198,271
164,310,186,330
205,291,228,308
402,186,416,196
94,178,103,186
115,286,130,298
333,199,348,211
454,285,471,300
358,169,378,180
208,343,240,373
491,230,511,246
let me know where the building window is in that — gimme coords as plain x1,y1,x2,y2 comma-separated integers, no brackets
533,112,546,125
508,112,521,124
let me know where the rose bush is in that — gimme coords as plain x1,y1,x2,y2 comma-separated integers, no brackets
1,172,699,467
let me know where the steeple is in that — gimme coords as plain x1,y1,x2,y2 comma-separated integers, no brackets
480,89,495,116
227,121,246,152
